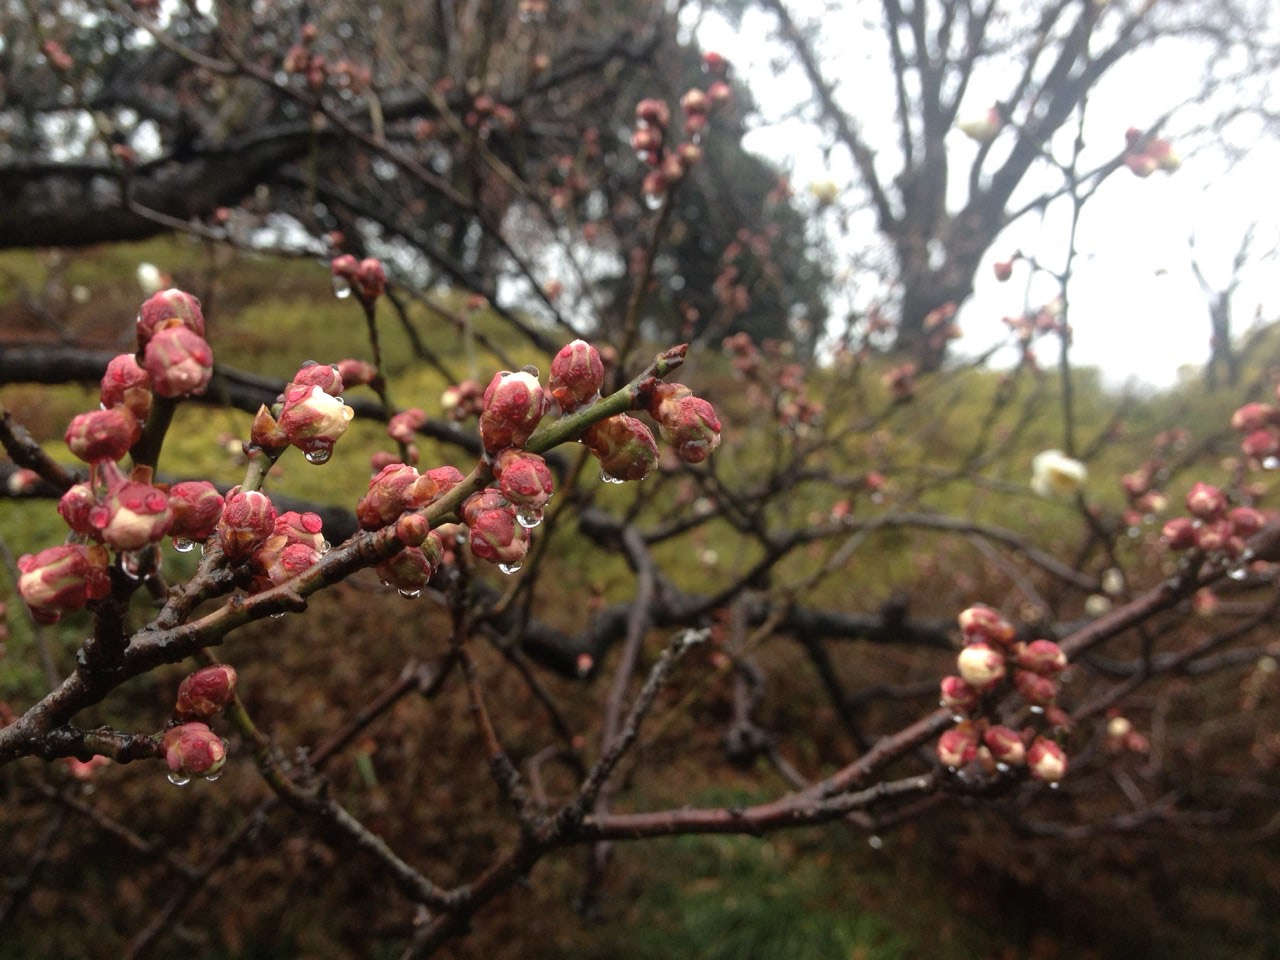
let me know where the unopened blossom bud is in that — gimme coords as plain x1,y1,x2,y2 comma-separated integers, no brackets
388,408,428,444
957,105,1003,143
983,725,1026,766
271,511,327,552
356,463,421,530
479,370,548,455
1185,482,1227,520
466,503,530,567
58,482,99,537
583,414,659,481
376,537,443,592
1241,429,1280,460
706,80,731,108
993,259,1014,282
1030,449,1087,499
17,544,111,623
956,641,1006,689
1160,516,1197,550
417,465,465,505
395,512,431,547
91,480,172,550
65,406,141,463
1231,403,1279,433
167,481,225,543
1014,669,1058,707
549,340,605,410
331,254,359,297
291,361,343,396
258,541,321,586
957,604,1016,646
143,325,214,398
680,88,709,116
441,379,484,421
137,288,205,349
1229,506,1266,538
1195,519,1241,555
175,664,239,721
100,353,153,422
635,98,670,128
937,723,980,768
1026,737,1067,783
337,358,379,388
654,393,721,464
217,490,278,559
161,722,227,779
493,449,554,511
1017,639,1067,676
353,258,386,301
276,383,354,462
939,675,982,712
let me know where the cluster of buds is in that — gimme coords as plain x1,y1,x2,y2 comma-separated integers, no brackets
1001,299,1067,371
375,514,445,595
936,605,1070,784
281,23,370,93
1118,457,1170,527
1231,396,1280,468
632,73,728,203
1160,482,1266,561
356,463,463,531
1123,126,1180,177
882,361,917,403
251,361,355,464
330,255,387,303
644,382,722,464
463,92,517,135
250,510,328,588
462,489,530,570
136,288,214,398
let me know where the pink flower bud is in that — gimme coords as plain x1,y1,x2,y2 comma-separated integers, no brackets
356,464,422,530
17,544,112,623
1026,737,1067,783
479,370,548,455
216,490,278,559
58,482,99,537
375,537,443,592
137,288,205,349
983,725,1026,766
635,98,670,128
257,541,321,586
1241,429,1280,460
1229,506,1266,538
957,604,1015,646
161,722,227,779
1160,516,1197,550
1016,639,1067,676
956,641,1006,688
143,326,213,398
655,394,721,464
493,449,554,511
1195,519,1241,556
1185,481,1227,520
100,353,153,422
993,259,1014,282
167,481,225,543
463,492,530,567
937,723,980,768
291,361,343,395
64,406,141,463
355,258,386,301
417,465,465,506
395,512,431,547
1013,669,1058,707
441,380,484,421
275,383,354,462
91,480,172,550
388,408,428,444
337,358,379,387
549,339,605,410
939,675,982,712
582,414,659,481
1231,402,1279,433
271,511,327,552
680,88,709,116
706,80,731,107
175,664,238,721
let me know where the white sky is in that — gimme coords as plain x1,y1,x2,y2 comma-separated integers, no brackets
688,5,1280,390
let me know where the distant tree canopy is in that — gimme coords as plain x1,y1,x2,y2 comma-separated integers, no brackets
0,0,828,351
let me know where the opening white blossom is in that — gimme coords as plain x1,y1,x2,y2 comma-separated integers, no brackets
1030,450,1088,499
136,262,166,295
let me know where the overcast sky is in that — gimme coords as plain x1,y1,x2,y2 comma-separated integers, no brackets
688,5,1280,390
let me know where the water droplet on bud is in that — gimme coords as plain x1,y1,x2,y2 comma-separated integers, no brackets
1263,456,1280,470
1029,705,1045,715
270,612,286,620
867,835,883,850
319,540,331,554
397,588,422,599
498,561,523,575
600,471,625,485
304,447,331,465
332,276,352,298
644,193,663,211
204,772,222,783
173,538,195,553
119,550,145,580
516,508,543,529
167,772,191,787
1048,781,1061,790
1229,565,1248,581
995,762,1010,773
